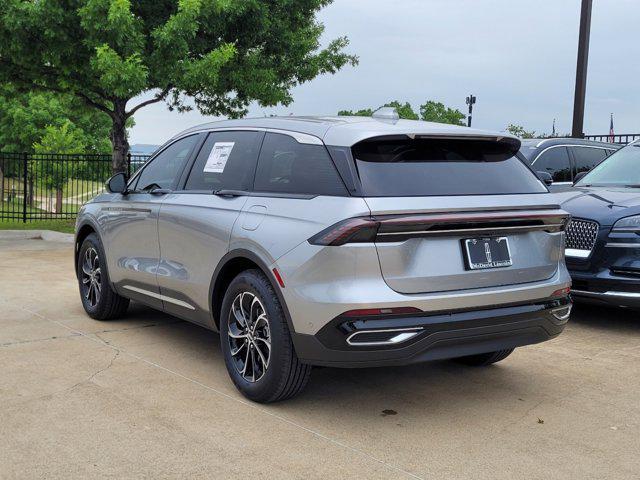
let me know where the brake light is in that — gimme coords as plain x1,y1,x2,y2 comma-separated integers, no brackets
308,217,379,246
551,287,571,297
341,307,422,317
308,210,567,246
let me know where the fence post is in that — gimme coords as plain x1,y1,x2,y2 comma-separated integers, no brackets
22,152,28,223
127,152,131,179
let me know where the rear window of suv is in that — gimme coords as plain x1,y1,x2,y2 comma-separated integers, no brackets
352,137,547,196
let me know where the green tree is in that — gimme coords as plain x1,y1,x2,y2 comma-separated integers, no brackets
339,100,418,120
337,108,374,117
0,0,357,173
32,121,88,213
506,124,537,139
339,100,465,124
0,84,111,154
419,101,466,125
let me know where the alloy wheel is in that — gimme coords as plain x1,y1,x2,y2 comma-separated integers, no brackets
81,247,102,308
227,292,272,382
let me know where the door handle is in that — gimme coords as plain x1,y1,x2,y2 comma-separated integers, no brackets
150,188,171,195
213,189,246,198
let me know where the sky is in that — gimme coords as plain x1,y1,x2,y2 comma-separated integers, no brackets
128,0,640,145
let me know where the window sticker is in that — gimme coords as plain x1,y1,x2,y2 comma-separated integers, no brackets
204,142,235,173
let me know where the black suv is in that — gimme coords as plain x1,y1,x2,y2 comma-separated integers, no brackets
519,138,620,189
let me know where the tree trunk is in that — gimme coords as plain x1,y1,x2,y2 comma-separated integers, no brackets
55,188,63,214
109,100,129,175
0,165,4,203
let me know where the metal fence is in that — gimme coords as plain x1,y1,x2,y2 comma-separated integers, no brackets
583,133,640,144
0,152,150,222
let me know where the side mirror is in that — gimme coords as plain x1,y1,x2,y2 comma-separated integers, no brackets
573,171,587,185
536,171,553,186
106,172,127,194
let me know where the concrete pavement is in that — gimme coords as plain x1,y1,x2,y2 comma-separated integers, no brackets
1,238,639,479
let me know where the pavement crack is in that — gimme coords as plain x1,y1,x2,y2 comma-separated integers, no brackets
67,349,120,392
0,332,81,347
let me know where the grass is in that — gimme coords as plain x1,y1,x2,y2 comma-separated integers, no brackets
3,177,104,200
62,178,104,199
0,219,75,234
1,198,76,234
0,199,44,215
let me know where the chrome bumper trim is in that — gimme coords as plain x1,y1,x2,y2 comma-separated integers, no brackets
565,248,591,258
346,328,423,347
605,243,640,249
571,289,640,300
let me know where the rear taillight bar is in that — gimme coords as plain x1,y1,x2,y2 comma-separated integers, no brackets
309,210,569,246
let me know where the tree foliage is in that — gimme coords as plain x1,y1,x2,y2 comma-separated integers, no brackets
419,101,465,125
339,99,465,125
0,0,357,172
0,84,111,153
506,124,537,139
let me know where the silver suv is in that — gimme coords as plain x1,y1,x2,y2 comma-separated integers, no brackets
75,111,572,402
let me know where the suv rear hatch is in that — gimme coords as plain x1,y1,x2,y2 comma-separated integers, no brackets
352,135,568,294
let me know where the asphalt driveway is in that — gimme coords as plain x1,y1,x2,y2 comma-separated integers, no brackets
1,238,639,479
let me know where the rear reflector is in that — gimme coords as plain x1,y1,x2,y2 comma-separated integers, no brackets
341,307,422,317
272,268,285,288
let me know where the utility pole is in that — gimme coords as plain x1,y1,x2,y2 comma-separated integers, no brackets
466,94,476,127
572,0,593,138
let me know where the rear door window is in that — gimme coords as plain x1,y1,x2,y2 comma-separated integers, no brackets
184,130,262,191
570,146,608,175
352,137,546,196
254,133,347,196
533,147,572,182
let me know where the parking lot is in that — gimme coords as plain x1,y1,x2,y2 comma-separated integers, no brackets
1,237,639,479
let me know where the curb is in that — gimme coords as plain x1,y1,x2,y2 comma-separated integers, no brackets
0,230,74,243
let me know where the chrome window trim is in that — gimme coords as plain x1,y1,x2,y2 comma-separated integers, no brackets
531,144,610,166
169,126,324,145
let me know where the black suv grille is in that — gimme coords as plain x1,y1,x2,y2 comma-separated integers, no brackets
565,219,599,252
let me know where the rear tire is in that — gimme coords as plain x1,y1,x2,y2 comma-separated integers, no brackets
220,269,311,403
454,348,514,366
77,233,129,320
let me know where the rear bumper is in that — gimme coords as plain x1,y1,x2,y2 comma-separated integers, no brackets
293,296,571,368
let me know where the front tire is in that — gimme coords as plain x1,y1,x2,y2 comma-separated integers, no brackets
454,348,515,366
77,233,129,320
220,269,311,403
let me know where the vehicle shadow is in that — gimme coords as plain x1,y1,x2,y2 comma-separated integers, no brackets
569,302,640,334
116,303,581,415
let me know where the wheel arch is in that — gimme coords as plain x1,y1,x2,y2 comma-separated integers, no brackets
74,220,99,276
209,249,293,333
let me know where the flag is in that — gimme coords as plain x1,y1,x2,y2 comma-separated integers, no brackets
609,114,615,143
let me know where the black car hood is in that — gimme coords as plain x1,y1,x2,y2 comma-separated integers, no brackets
555,187,640,227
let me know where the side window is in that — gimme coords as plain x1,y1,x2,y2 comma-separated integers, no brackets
184,130,262,191
533,147,572,182
254,133,347,196
135,135,200,191
571,147,608,175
